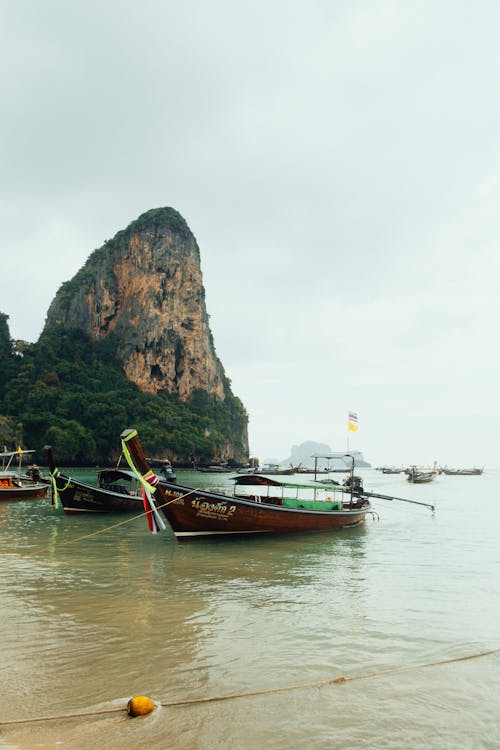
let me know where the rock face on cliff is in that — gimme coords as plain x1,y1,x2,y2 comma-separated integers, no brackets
45,208,227,402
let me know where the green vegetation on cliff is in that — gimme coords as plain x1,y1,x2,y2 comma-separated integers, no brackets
0,324,248,465
0,313,21,390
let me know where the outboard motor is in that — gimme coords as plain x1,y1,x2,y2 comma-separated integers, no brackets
343,474,364,493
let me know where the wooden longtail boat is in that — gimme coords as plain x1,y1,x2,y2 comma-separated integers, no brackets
45,446,178,513
405,467,438,483
440,466,484,476
0,471,48,500
120,429,373,540
0,449,48,500
45,446,145,513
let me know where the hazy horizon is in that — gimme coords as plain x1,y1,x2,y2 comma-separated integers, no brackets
3,1,499,467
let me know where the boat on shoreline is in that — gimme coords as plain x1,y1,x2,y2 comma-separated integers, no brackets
120,429,373,540
0,449,49,500
45,446,173,513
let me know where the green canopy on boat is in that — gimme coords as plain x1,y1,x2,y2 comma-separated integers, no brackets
231,474,342,490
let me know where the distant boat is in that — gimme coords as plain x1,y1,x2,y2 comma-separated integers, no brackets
254,464,297,475
440,466,484,476
405,467,438,484
380,466,406,474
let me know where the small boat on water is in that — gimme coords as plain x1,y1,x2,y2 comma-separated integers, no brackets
254,463,297,475
44,446,175,513
120,429,373,540
0,470,49,500
0,449,48,500
440,466,484,476
405,467,438,484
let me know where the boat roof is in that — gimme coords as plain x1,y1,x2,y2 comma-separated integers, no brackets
98,468,137,482
0,471,17,478
231,474,342,490
1,449,35,458
310,452,354,460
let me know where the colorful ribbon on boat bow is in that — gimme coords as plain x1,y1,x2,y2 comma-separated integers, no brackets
48,468,66,510
141,486,166,533
121,430,166,534
121,430,160,493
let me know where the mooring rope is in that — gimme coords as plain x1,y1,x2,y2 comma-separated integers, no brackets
1,647,498,726
0,489,198,559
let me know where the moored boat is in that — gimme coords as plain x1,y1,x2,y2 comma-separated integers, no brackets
405,467,438,484
45,446,145,513
440,466,484,476
0,449,49,500
120,429,374,540
0,470,48,500
254,463,297,475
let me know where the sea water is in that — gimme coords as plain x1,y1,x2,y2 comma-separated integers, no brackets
0,468,499,749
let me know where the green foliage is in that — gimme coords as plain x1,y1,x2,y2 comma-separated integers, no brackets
0,313,22,390
0,414,21,448
131,207,189,237
0,326,248,465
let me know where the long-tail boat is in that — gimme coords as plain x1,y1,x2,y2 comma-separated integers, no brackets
45,445,179,513
405,466,438,483
440,466,484,475
45,446,147,513
119,429,374,540
0,449,48,500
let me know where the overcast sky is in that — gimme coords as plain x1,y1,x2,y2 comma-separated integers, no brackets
2,0,500,467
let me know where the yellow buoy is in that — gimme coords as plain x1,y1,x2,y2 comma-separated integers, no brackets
127,695,156,717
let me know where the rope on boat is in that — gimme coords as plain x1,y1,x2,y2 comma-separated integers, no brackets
1,647,498,726
0,489,199,559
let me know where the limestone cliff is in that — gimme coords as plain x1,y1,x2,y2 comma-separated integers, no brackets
45,208,227,402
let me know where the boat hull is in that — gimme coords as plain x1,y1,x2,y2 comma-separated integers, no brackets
154,482,370,539
52,474,142,513
441,469,483,475
0,484,48,501
406,469,438,483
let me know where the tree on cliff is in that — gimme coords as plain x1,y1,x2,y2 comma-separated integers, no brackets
0,209,249,465
0,313,22,392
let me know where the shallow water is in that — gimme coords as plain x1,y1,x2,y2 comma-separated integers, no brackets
1,468,499,749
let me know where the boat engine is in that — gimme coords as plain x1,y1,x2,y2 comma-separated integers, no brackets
343,474,364,493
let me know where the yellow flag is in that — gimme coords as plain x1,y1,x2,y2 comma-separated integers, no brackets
348,411,358,431
17,445,23,455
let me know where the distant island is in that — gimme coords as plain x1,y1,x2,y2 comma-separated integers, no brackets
264,441,371,470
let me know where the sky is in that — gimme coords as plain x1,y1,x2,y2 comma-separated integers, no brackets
2,0,500,467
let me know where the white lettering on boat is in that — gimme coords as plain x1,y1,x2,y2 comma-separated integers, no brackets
191,499,237,520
